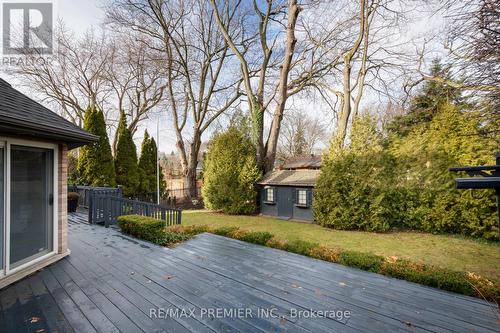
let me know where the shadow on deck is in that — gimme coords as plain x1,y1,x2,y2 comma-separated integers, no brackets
0,212,498,332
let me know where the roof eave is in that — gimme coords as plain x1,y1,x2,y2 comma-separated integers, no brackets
258,182,316,187
0,120,98,149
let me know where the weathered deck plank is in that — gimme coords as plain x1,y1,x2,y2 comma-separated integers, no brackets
0,212,498,333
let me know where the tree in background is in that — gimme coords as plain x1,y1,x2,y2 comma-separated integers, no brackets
277,111,326,163
292,127,307,157
107,0,242,197
390,99,497,239
315,63,498,240
315,114,399,232
77,106,116,186
202,120,261,215
389,60,464,136
67,150,79,185
114,111,139,196
138,130,166,196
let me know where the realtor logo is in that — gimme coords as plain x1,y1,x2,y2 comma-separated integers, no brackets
1,1,53,55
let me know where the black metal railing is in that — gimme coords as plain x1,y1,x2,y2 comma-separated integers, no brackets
90,194,182,228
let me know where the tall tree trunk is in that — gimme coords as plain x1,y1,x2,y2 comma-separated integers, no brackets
332,0,366,152
252,97,266,170
184,135,201,198
263,0,301,173
335,57,352,151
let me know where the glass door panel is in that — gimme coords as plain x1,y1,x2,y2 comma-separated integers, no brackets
0,144,4,272
9,145,53,268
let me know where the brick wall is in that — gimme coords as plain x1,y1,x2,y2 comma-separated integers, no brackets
58,144,68,254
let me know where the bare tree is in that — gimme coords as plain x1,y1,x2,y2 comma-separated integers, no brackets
15,24,165,145
277,110,326,162
107,0,242,194
15,25,111,125
210,0,343,173
413,0,499,112
326,0,397,151
105,33,167,152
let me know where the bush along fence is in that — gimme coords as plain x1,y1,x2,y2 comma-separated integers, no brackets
75,185,181,227
118,215,188,245
116,215,499,303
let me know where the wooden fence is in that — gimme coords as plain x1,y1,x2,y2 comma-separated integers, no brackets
89,193,182,228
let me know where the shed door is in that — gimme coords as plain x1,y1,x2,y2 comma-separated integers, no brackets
277,187,293,219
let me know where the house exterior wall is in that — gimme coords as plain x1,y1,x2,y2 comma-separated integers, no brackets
58,144,68,254
260,186,314,222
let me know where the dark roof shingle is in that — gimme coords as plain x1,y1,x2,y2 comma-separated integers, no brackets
281,155,322,169
0,78,97,148
258,169,320,187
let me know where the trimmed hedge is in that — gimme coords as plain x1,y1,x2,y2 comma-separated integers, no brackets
117,215,189,246
339,251,384,273
282,240,319,256
239,231,273,246
166,224,500,303
212,226,239,237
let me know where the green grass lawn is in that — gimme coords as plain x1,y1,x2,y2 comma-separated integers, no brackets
183,211,500,281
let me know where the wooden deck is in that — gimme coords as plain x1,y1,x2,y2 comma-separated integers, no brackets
0,212,498,332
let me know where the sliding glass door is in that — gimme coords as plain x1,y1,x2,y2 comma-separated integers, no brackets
9,146,54,269
0,144,4,274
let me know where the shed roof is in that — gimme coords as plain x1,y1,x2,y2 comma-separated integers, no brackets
0,78,97,149
281,155,322,169
259,169,320,187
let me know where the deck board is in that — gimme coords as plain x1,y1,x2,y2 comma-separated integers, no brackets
0,211,498,333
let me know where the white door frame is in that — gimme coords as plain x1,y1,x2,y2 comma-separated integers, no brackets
0,137,58,277
0,142,4,277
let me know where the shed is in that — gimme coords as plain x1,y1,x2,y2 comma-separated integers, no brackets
258,156,321,222
0,78,97,288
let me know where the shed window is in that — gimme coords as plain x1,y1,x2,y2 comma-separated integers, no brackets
296,189,308,206
265,187,275,203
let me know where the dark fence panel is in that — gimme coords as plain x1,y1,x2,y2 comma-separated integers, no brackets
68,185,122,208
90,193,182,228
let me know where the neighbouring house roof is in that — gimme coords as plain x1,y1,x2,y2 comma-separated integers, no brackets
281,154,322,170
0,78,98,149
259,169,320,187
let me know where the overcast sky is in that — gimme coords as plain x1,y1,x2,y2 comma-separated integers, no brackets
0,0,447,154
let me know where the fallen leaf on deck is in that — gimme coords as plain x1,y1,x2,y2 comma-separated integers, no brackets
339,282,347,287
165,275,174,280
402,320,413,327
